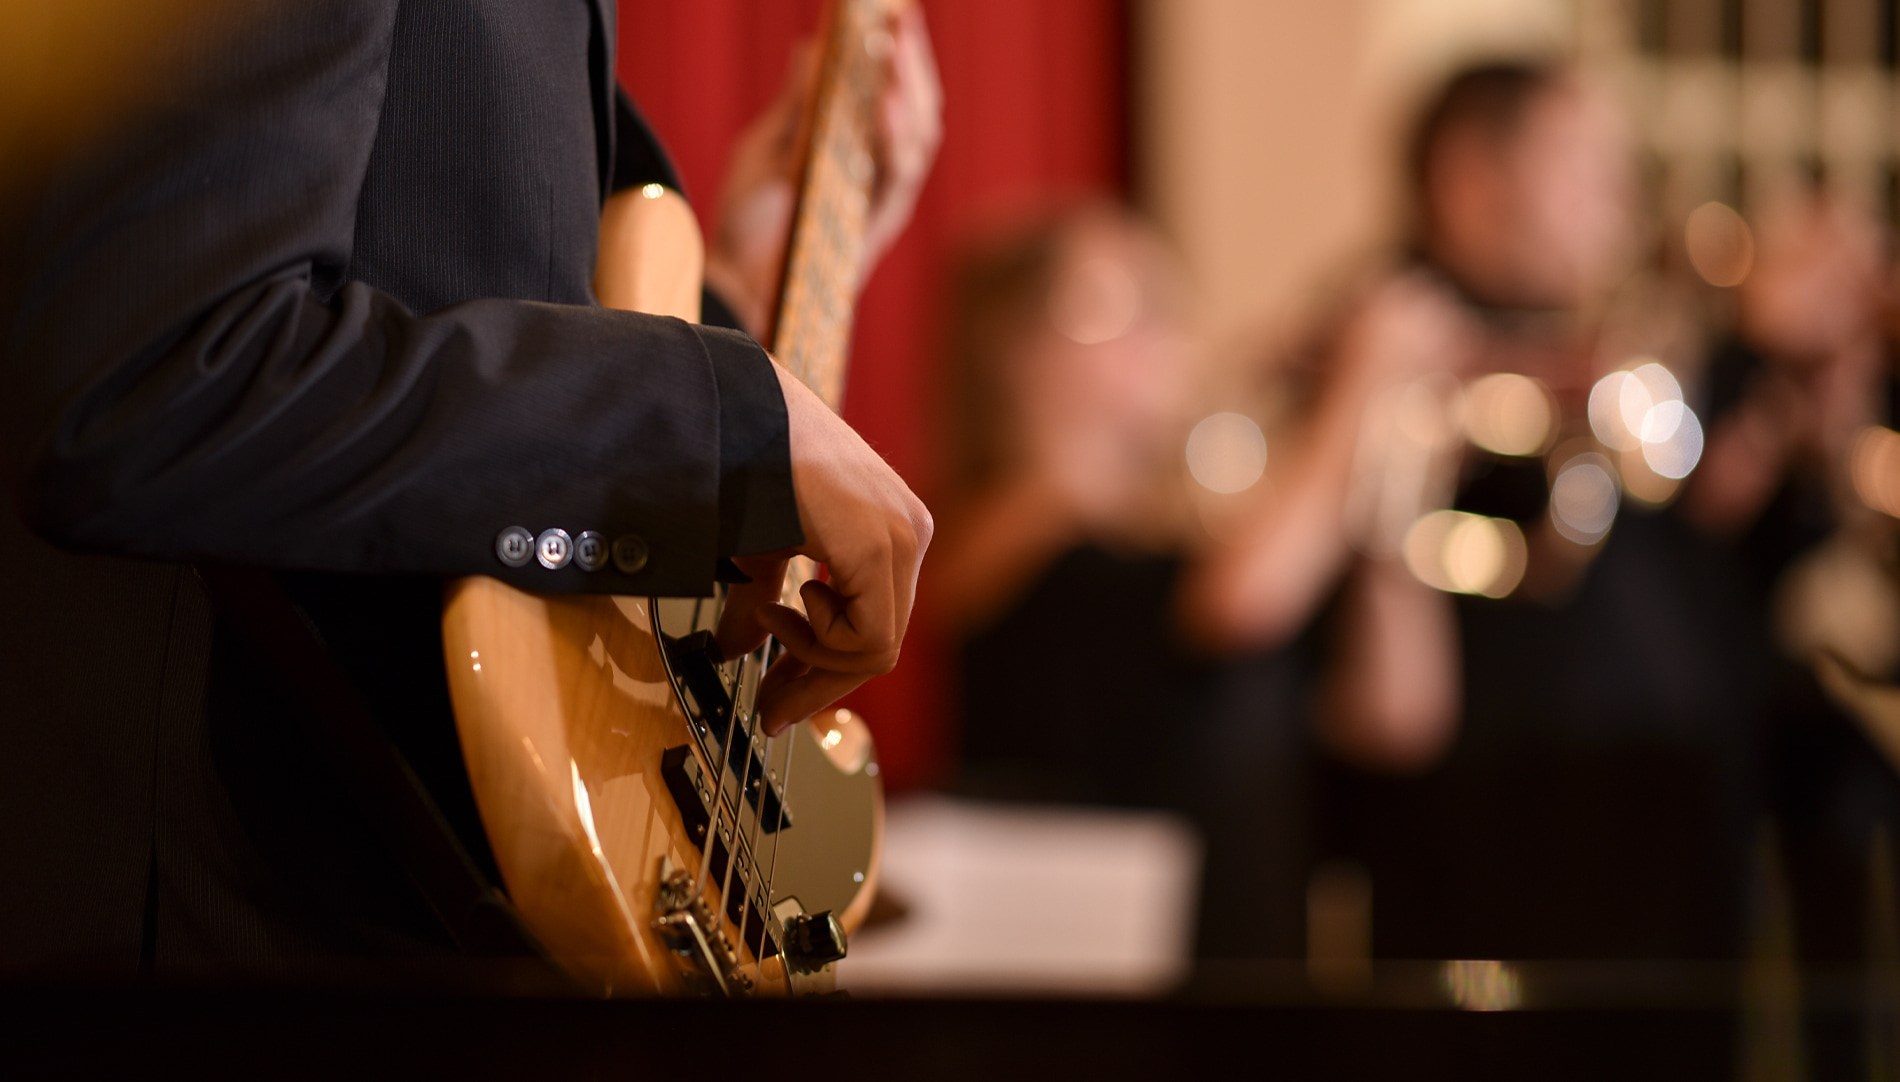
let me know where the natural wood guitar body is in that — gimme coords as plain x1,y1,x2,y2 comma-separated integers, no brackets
442,583,881,996
442,178,884,996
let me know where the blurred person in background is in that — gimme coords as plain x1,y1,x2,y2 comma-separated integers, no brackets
1689,188,1900,978
1180,61,1780,962
928,205,1320,958
1690,193,1893,562
927,206,1195,644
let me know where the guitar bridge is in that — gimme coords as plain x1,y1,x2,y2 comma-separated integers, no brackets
648,596,859,998
652,857,753,997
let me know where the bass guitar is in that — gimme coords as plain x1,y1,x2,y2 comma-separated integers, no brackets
441,0,899,997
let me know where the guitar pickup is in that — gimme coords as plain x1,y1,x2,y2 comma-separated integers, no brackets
662,744,792,838
662,630,734,742
659,631,791,834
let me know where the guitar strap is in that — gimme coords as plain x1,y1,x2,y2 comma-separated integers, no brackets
196,566,562,980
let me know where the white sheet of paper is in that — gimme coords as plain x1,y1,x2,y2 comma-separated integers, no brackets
838,794,1202,996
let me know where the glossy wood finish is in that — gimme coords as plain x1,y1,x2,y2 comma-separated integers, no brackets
444,587,684,994
443,579,885,995
594,184,703,316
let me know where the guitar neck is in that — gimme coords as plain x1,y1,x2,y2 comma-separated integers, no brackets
768,0,897,414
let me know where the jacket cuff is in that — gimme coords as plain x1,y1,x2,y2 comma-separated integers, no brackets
701,326,804,558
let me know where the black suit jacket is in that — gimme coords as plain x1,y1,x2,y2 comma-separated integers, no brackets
0,0,797,979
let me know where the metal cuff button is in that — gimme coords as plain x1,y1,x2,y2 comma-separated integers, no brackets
495,526,534,568
536,528,573,570
611,534,649,575
574,530,608,572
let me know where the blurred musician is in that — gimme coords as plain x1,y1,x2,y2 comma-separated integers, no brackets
1692,188,1900,975
928,206,1196,642
929,206,1318,958
1182,61,1777,961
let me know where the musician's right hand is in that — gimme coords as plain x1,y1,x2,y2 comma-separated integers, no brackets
716,360,932,736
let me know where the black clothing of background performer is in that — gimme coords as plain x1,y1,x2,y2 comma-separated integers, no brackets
0,0,801,979
956,546,1318,960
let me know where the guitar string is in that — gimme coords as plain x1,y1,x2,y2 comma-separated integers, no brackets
764,713,796,993
686,591,726,899
692,595,744,909
718,564,780,936
692,706,737,902
758,160,837,978
679,593,711,893
737,632,788,923
694,584,768,952
741,710,771,971
715,665,766,969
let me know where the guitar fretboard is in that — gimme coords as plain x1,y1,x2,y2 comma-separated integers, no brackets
769,0,895,413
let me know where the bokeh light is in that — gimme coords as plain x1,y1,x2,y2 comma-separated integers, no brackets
1639,400,1703,479
1186,412,1268,494
1463,372,1554,457
1587,361,1702,486
1589,369,1643,451
1619,362,1682,438
1549,453,1619,544
1403,509,1528,598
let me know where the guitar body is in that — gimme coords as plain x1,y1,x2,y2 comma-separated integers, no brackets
443,583,881,995
442,179,884,996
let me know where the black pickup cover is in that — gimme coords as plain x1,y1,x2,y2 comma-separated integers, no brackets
659,631,790,833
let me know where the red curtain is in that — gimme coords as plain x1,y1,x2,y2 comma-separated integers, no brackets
617,0,1127,790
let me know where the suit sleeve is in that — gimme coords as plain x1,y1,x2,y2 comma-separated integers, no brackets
3,1,787,597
